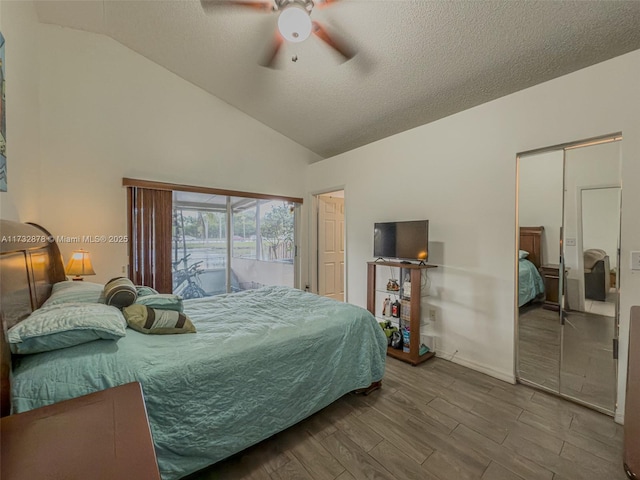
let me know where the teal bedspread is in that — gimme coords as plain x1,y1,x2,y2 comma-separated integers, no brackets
518,258,545,307
11,286,387,480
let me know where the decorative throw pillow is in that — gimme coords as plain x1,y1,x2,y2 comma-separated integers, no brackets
135,294,184,313
41,281,105,308
123,305,196,335
8,303,127,354
103,277,138,308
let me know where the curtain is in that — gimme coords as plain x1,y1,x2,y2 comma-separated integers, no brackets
127,187,172,293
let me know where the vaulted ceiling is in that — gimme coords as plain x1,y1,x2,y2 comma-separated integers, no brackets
35,0,640,159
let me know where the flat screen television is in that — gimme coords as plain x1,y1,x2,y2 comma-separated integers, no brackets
374,220,429,262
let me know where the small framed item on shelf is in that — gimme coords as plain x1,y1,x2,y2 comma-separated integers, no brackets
402,274,411,299
382,296,391,318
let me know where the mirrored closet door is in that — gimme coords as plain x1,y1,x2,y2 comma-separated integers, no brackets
516,135,621,415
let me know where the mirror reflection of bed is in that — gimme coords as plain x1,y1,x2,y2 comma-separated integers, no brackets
517,226,560,391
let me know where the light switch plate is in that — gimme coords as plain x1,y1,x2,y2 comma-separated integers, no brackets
631,251,640,271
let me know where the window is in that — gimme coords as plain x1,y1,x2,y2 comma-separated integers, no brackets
125,179,301,298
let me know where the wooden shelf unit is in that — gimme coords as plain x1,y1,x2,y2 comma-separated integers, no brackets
367,261,437,366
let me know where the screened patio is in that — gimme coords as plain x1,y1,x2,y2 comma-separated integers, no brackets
172,191,296,298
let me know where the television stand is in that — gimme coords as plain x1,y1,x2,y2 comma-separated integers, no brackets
366,260,438,366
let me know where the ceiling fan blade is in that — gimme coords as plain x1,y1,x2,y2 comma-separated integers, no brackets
311,21,355,61
200,0,275,13
313,0,341,9
260,32,284,68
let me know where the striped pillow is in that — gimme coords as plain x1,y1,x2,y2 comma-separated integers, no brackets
122,305,196,335
103,277,137,308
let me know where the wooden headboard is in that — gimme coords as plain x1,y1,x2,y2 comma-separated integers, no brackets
520,226,544,269
0,220,66,417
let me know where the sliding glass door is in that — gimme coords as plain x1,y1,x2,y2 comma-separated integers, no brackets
230,198,295,292
172,191,298,297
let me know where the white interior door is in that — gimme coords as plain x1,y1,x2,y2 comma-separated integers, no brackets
318,195,344,301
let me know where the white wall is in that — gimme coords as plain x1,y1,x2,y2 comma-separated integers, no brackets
306,49,640,422
35,24,319,284
518,150,563,266
0,1,41,222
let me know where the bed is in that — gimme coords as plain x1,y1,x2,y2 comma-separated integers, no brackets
518,226,545,307
0,220,387,480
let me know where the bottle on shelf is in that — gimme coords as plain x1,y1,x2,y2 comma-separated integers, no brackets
391,299,401,318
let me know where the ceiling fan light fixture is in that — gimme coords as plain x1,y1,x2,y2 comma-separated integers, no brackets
277,4,312,43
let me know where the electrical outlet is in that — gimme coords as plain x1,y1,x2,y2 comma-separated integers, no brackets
122,265,126,273
565,238,577,247
429,309,436,322
631,251,640,271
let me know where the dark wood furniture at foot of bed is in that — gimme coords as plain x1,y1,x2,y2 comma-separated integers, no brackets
0,382,161,480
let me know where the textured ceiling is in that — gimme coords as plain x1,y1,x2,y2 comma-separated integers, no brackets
35,0,640,160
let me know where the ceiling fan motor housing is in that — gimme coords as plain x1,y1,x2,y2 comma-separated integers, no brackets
277,1,313,43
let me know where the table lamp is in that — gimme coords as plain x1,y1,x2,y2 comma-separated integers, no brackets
65,249,96,281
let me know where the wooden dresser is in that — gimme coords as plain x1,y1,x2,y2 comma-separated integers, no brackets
539,264,567,311
1,382,161,480
540,264,569,312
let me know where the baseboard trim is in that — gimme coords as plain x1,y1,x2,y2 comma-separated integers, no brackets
435,350,516,384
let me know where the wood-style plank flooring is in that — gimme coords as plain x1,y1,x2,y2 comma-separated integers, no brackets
186,357,626,480
518,304,617,412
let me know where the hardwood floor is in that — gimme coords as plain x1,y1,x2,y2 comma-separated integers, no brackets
186,357,626,480
518,304,560,391
518,304,617,412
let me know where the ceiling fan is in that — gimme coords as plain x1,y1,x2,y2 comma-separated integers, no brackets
201,0,355,68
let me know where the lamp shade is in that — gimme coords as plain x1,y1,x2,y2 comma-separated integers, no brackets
277,4,312,43
65,249,96,280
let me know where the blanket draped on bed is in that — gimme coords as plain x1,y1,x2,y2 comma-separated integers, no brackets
11,286,387,480
518,258,545,307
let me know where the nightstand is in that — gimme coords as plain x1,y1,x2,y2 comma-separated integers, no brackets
540,264,569,311
1,382,161,480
